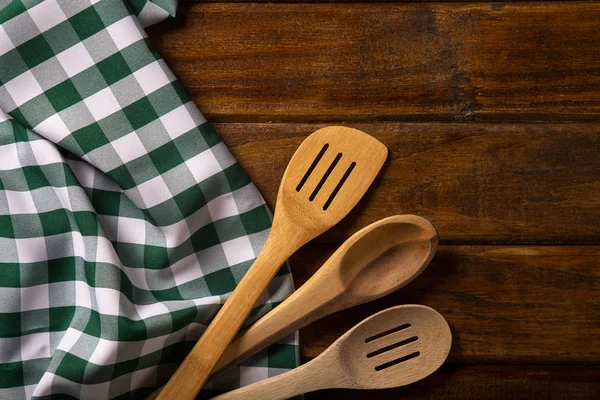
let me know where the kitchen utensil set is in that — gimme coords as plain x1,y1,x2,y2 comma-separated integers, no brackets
213,214,438,375
155,127,450,400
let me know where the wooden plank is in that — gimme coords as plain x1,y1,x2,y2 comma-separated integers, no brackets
147,3,600,122
182,0,586,2
290,245,600,363
304,365,600,400
215,122,600,244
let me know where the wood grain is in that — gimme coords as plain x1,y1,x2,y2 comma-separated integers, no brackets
148,2,599,398
214,122,600,244
147,3,600,122
292,245,600,364
305,365,600,400
182,0,587,2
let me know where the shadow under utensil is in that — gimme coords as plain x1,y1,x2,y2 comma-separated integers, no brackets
145,3,193,37
298,246,461,360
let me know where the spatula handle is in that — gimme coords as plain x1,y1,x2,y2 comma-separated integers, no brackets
156,233,299,400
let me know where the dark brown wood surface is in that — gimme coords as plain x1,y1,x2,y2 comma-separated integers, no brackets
215,122,600,244
148,3,600,399
307,366,600,400
291,245,600,363
149,3,600,123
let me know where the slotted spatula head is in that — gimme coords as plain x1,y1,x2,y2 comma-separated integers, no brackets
273,126,387,239
335,304,451,390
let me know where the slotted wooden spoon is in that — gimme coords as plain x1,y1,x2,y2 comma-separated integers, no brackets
211,214,437,375
156,126,387,400
211,304,452,400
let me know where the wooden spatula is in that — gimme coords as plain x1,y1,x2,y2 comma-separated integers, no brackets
156,126,387,399
211,304,452,400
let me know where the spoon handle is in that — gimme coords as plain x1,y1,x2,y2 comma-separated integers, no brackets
213,260,344,375
211,354,344,400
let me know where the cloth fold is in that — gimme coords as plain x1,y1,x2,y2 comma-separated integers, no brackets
0,1,299,398
129,0,177,28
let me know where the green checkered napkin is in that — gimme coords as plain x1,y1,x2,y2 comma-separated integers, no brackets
0,0,299,398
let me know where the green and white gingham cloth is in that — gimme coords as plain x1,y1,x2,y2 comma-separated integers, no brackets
0,0,299,398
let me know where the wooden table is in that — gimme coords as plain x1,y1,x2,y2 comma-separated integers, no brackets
148,2,600,398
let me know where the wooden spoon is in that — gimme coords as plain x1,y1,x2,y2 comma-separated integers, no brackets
156,126,387,399
211,304,452,400
212,214,437,375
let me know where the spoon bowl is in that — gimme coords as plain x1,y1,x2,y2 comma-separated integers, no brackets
338,215,437,302
343,304,451,389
